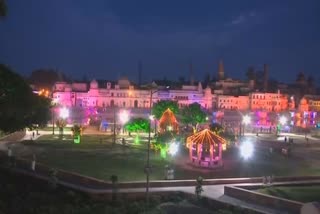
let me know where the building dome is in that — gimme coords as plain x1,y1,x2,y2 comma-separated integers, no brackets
90,79,98,89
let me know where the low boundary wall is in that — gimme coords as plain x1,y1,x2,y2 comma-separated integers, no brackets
2,152,320,190
224,185,305,214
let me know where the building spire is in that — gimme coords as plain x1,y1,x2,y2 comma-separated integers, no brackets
218,59,224,80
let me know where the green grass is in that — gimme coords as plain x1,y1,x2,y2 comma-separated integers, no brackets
12,134,320,182
258,186,320,202
18,134,170,181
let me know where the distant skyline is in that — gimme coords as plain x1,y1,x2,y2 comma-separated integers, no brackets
0,0,319,84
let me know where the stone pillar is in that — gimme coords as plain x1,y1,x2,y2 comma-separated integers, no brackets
189,143,193,162
219,143,223,165
197,144,202,164
209,144,214,164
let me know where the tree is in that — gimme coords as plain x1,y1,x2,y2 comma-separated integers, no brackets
0,64,51,133
28,69,67,90
181,103,206,133
210,123,224,135
56,118,67,137
152,100,179,120
124,118,150,133
30,96,51,128
0,0,7,18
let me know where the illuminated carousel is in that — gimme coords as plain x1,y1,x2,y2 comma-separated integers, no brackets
186,129,226,168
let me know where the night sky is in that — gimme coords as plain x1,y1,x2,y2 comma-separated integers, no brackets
0,0,319,84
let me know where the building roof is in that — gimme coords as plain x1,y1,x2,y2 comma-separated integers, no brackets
186,128,226,147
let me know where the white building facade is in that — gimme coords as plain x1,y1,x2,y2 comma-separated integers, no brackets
53,79,213,110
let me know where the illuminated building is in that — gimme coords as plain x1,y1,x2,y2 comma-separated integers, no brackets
52,78,213,110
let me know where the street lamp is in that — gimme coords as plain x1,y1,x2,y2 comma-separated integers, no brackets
146,85,169,204
168,142,179,156
51,99,58,135
149,115,157,134
279,116,287,126
242,115,251,136
58,107,69,137
119,110,129,133
240,140,254,160
60,107,69,119
278,116,287,135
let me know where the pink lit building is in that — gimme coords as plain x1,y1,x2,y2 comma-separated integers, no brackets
217,95,249,110
249,92,288,112
52,79,213,110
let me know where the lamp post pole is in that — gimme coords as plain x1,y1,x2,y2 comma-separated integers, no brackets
52,108,55,135
146,90,153,205
113,106,116,145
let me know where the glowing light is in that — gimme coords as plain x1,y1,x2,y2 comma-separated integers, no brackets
73,135,80,144
168,142,179,156
119,110,129,124
279,116,287,125
242,115,251,125
60,107,69,119
160,148,167,159
240,141,254,159
134,135,140,145
159,108,178,133
149,115,155,121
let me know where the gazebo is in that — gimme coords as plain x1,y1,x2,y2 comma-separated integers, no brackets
158,108,179,133
186,129,226,167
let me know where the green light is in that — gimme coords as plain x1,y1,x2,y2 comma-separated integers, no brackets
134,135,140,145
74,135,80,144
160,147,167,159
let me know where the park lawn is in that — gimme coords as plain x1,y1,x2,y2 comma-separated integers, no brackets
258,186,320,202
18,135,171,181
14,135,320,182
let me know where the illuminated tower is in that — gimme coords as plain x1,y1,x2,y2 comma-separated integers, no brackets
218,59,225,80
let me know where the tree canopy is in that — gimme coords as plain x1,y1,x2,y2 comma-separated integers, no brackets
0,0,6,18
181,103,206,128
124,117,150,133
28,69,68,90
152,100,179,120
210,123,224,135
0,64,51,133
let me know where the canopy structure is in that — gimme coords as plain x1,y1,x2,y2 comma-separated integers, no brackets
158,108,179,133
186,128,226,167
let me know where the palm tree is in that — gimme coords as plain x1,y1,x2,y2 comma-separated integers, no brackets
0,0,7,18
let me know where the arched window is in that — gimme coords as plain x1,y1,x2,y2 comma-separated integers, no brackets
134,100,138,108
110,100,114,107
